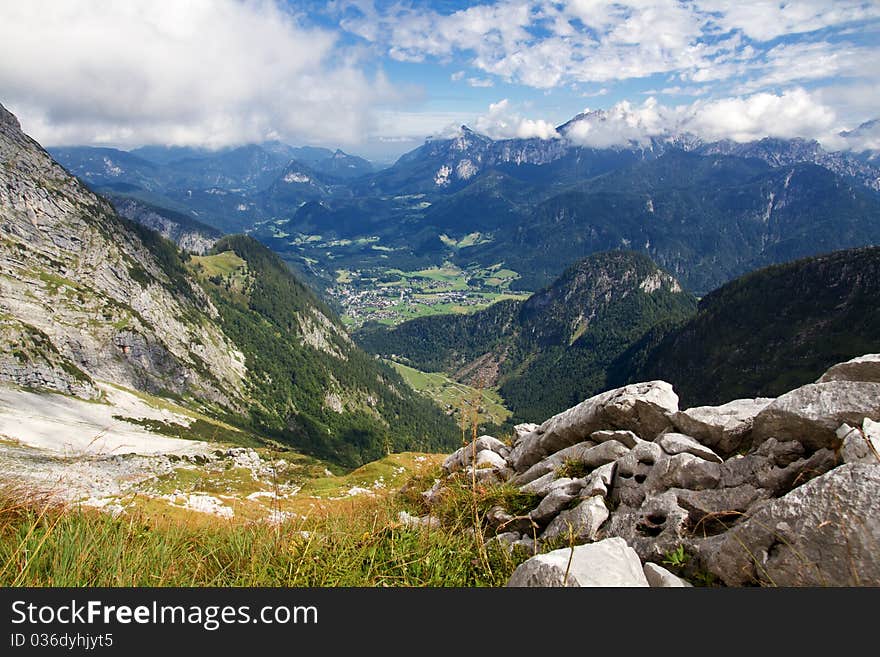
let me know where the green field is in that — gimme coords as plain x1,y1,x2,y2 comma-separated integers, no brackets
190,251,247,278
388,361,511,426
335,260,531,327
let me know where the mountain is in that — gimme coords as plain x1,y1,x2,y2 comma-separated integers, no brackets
616,246,880,407
109,196,222,254
356,251,697,422
0,102,457,466
192,235,458,465
288,146,373,180
48,145,163,190
459,151,880,294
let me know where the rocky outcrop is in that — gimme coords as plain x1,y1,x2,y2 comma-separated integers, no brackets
411,355,880,587
751,381,880,451
817,353,880,384
699,464,880,586
0,102,246,405
509,381,677,472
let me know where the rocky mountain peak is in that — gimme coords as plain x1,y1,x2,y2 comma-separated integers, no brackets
0,102,20,130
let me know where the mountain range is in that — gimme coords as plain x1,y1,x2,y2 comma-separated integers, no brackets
0,102,455,467
358,245,880,423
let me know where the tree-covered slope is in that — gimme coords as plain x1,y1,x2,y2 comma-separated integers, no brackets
461,152,880,293
197,235,458,466
621,247,880,407
356,251,697,422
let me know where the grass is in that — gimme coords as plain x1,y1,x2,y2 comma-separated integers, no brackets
388,361,511,425
0,464,526,586
189,251,247,278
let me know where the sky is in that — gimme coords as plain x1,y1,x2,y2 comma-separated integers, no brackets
1,0,878,162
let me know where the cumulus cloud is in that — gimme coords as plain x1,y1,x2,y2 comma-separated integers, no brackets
563,97,676,148
685,89,839,143
474,99,560,140
0,0,399,148
560,89,842,148
339,0,880,92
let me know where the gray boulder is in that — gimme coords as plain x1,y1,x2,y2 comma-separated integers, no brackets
675,485,769,537
513,423,540,446
509,381,678,472
474,449,507,470
529,488,578,523
817,353,880,384
590,429,641,449
582,462,616,498
442,435,511,473
607,491,691,561
397,511,440,529
700,463,880,586
511,440,596,486
540,496,609,543
507,537,648,587
751,381,880,452
671,398,773,456
839,419,880,465
643,562,692,587
657,432,723,463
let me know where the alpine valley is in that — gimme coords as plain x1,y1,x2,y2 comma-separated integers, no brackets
2,98,879,588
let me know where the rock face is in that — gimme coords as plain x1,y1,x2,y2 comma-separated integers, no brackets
412,357,880,587
507,538,649,587
751,382,880,451
671,398,773,456
509,381,677,472
700,464,880,586
817,353,880,384
0,101,246,405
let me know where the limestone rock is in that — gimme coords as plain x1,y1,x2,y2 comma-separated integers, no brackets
513,423,540,446
671,398,773,456
700,463,880,586
474,449,507,470
442,435,511,474
397,511,440,529
751,381,880,451
507,537,648,587
582,462,616,498
607,491,690,561
643,562,692,587
590,429,641,449
540,497,609,543
509,381,677,472
511,440,596,486
529,488,578,523
839,420,880,465
657,432,723,463
817,354,880,384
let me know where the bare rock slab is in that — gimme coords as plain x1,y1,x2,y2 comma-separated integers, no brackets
700,463,880,586
671,398,773,456
751,382,880,451
507,537,648,587
509,381,678,472
817,354,880,384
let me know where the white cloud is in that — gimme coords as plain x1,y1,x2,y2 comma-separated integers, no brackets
559,89,843,148
474,99,560,139
0,0,399,148
563,97,675,148
341,0,880,93
695,0,880,42
685,89,839,143
467,77,495,88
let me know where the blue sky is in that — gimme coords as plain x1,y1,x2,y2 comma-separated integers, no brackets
1,1,878,162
